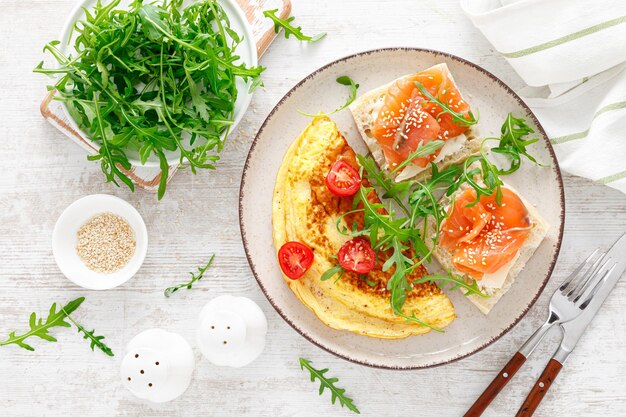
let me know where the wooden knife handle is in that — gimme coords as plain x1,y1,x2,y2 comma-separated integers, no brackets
516,359,563,417
464,352,527,417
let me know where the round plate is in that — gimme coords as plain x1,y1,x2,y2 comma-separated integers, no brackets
239,48,564,369
58,0,257,167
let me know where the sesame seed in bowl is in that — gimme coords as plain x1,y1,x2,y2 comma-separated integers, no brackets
52,194,148,290
76,212,136,273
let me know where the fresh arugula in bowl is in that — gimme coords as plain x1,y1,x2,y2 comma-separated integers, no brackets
35,0,264,199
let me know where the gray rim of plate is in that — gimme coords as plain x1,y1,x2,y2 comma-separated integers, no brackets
238,47,565,370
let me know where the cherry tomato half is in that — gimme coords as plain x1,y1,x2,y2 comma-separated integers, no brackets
325,160,362,197
337,238,376,274
278,241,314,280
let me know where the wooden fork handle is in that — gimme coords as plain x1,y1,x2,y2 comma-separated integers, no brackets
464,352,527,417
516,359,563,417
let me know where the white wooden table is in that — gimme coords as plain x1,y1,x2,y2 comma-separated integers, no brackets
1,1,625,416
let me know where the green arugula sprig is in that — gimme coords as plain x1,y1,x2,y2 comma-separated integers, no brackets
357,156,413,217
461,153,505,206
263,9,326,42
490,113,542,174
299,358,360,414
389,140,445,176
321,264,345,282
384,239,444,331
164,254,216,297
414,81,479,126
360,275,378,287
299,76,359,117
407,162,465,245
35,0,264,199
414,272,490,298
0,298,83,351
64,313,115,356
460,113,542,206
0,297,114,356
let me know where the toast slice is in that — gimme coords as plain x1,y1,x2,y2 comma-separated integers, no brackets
426,183,549,314
349,63,482,182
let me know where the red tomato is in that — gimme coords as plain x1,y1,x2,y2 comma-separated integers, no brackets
337,238,376,274
325,160,362,197
278,242,314,280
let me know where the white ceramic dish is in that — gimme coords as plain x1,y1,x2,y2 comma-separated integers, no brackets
239,48,565,369
121,328,195,403
53,194,148,290
57,0,258,168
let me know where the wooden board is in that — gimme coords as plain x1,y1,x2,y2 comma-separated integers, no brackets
39,0,291,192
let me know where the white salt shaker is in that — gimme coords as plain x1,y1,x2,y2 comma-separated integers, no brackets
196,295,268,367
120,329,195,403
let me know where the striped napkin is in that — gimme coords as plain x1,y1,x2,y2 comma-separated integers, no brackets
461,0,626,193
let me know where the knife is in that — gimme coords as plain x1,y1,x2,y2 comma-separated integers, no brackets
515,232,626,417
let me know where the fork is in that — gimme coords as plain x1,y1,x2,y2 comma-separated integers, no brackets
464,250,611,417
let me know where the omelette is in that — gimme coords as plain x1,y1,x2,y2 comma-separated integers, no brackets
272,116,455,339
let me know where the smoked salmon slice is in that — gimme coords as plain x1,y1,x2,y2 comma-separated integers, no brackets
439,187,532,279
370,64,473,170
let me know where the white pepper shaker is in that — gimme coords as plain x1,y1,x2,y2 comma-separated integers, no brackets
120,328,194,403
196,295,268,367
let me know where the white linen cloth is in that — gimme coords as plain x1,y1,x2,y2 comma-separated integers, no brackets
461,0,626,193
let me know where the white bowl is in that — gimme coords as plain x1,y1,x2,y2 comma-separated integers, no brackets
52,194,148,290
57,0,258,167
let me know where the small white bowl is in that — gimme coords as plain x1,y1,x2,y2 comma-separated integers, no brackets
52,194,148,290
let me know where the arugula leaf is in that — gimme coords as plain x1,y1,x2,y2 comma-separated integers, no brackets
461,153,504,206
490,113,542,174
414,272,490,298
389,140,445,176
321,265,344,282
138,4,169,41
64,314,115,356
357,155,412,216
299,358,360,414
263,9,326,42
402,313,443,330
164,254,216,297
414,81,479,126
412,187,449,253
410,163,462,205
353,186,414,246
35,0,264,199
0,298,84,351
359,275,378,287
89,92,135,193
298,76,359,117
457,113,542,207
385,241,412,310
